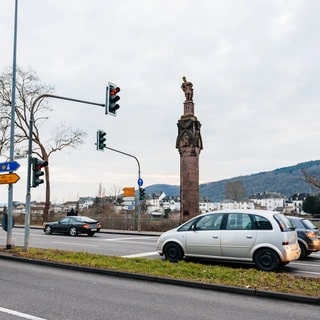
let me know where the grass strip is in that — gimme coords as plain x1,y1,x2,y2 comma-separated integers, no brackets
1,247,320,297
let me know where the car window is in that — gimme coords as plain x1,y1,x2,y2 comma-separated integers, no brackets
301,219,318,230
178,219,195,231
195,213,223,231
274,214,294,231
226,213,252,230
60,217,70,224
253,215,273,230
288,218,303,229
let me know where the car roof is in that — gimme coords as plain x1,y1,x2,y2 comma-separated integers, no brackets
204,209,278,216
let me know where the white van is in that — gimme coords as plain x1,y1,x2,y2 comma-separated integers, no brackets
156,209,300,271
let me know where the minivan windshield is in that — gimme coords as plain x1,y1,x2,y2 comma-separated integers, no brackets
301,219,318,230
274,214,295,231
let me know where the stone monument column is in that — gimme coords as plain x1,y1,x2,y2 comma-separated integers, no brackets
176,77,203,223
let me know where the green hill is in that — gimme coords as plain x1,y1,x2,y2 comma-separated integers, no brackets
146,160,320,201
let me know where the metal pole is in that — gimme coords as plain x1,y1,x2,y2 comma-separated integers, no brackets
6,0,19,249
105,146,142,231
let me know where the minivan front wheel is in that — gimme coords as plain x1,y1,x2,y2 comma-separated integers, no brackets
164,243,183,262
254,248,280,271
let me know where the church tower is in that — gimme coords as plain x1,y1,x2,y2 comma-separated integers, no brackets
176,77,203,223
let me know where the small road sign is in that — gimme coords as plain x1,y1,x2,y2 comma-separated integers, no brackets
137,178,143,186
123,196,135,201
123,201,135,206
0,173,20,184
123,205,135,211
122,187,135,197
0,161,20,173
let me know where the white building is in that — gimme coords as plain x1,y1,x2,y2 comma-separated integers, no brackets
249,192,285,211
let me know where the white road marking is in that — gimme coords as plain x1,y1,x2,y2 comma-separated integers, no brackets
102,236,157,241
293,270,320,276
0,306,47,320
122,251,159,258
51,241,97,247
291,261,320,267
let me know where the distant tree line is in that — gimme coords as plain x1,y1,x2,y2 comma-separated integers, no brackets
301,169,320,216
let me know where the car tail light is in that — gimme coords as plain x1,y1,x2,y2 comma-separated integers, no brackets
82,224,90,229
97,223,101,228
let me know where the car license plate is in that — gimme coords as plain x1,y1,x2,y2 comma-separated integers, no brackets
91,229,97,231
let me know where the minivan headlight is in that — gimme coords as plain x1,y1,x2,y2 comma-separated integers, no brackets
304,231,318,239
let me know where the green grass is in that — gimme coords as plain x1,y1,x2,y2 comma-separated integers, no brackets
1,247,320,297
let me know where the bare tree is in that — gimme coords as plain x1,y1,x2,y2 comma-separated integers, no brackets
301,169,320,189
0,67,87,222
0,104,10,159
110,184,122,203
224,180,247,202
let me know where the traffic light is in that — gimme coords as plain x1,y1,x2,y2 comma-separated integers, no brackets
31,157,48,188
106,82,120,116
97,130,107,150
139,187,145,201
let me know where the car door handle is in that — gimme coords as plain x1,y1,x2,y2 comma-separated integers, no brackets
212,235,219,239
246,235,253,239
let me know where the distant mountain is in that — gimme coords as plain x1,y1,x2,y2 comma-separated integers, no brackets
146,160,320,202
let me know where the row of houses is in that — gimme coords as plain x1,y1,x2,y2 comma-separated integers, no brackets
0,192,310,217
146,192,309,216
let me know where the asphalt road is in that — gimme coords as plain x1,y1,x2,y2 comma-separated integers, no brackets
0,259,318,320
1,227,320,277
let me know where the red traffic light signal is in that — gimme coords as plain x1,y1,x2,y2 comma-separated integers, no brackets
106,82,120,116
31,157,48,188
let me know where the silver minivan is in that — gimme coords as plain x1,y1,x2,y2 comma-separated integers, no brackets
156,209,300,271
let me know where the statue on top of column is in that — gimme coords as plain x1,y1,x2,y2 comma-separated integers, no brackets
181,76,193,102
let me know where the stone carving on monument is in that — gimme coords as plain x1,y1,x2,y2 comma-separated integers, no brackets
181,76,193,102
176,118,203,156
176,77,203,156
180,77,194,115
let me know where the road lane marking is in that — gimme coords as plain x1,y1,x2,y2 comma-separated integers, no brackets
102,236,158,241
0,306,47,320
51,241,97,247
122,251,159,258
293,270,320,276
291,261,320,267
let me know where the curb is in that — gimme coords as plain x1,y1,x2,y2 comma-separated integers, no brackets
0,253,318,306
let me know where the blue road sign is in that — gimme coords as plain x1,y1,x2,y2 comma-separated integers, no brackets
0,161,20,173
137,178,143,186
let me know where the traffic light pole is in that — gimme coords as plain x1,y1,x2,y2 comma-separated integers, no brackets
24,94,105,251
104,146,142,231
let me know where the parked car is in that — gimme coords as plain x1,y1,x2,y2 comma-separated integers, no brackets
286,216,320,259
156,209,300,271
43,216,101,237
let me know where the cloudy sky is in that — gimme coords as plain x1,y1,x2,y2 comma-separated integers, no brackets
1,0,320,203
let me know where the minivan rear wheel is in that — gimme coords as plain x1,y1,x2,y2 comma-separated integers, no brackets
254,248,280,271
164,243,183,262
298,243,306,259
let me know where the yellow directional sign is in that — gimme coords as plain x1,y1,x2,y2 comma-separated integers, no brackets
122,187,135,197
0,173,20,184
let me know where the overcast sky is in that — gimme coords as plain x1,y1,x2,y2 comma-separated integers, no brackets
1,0,320,203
